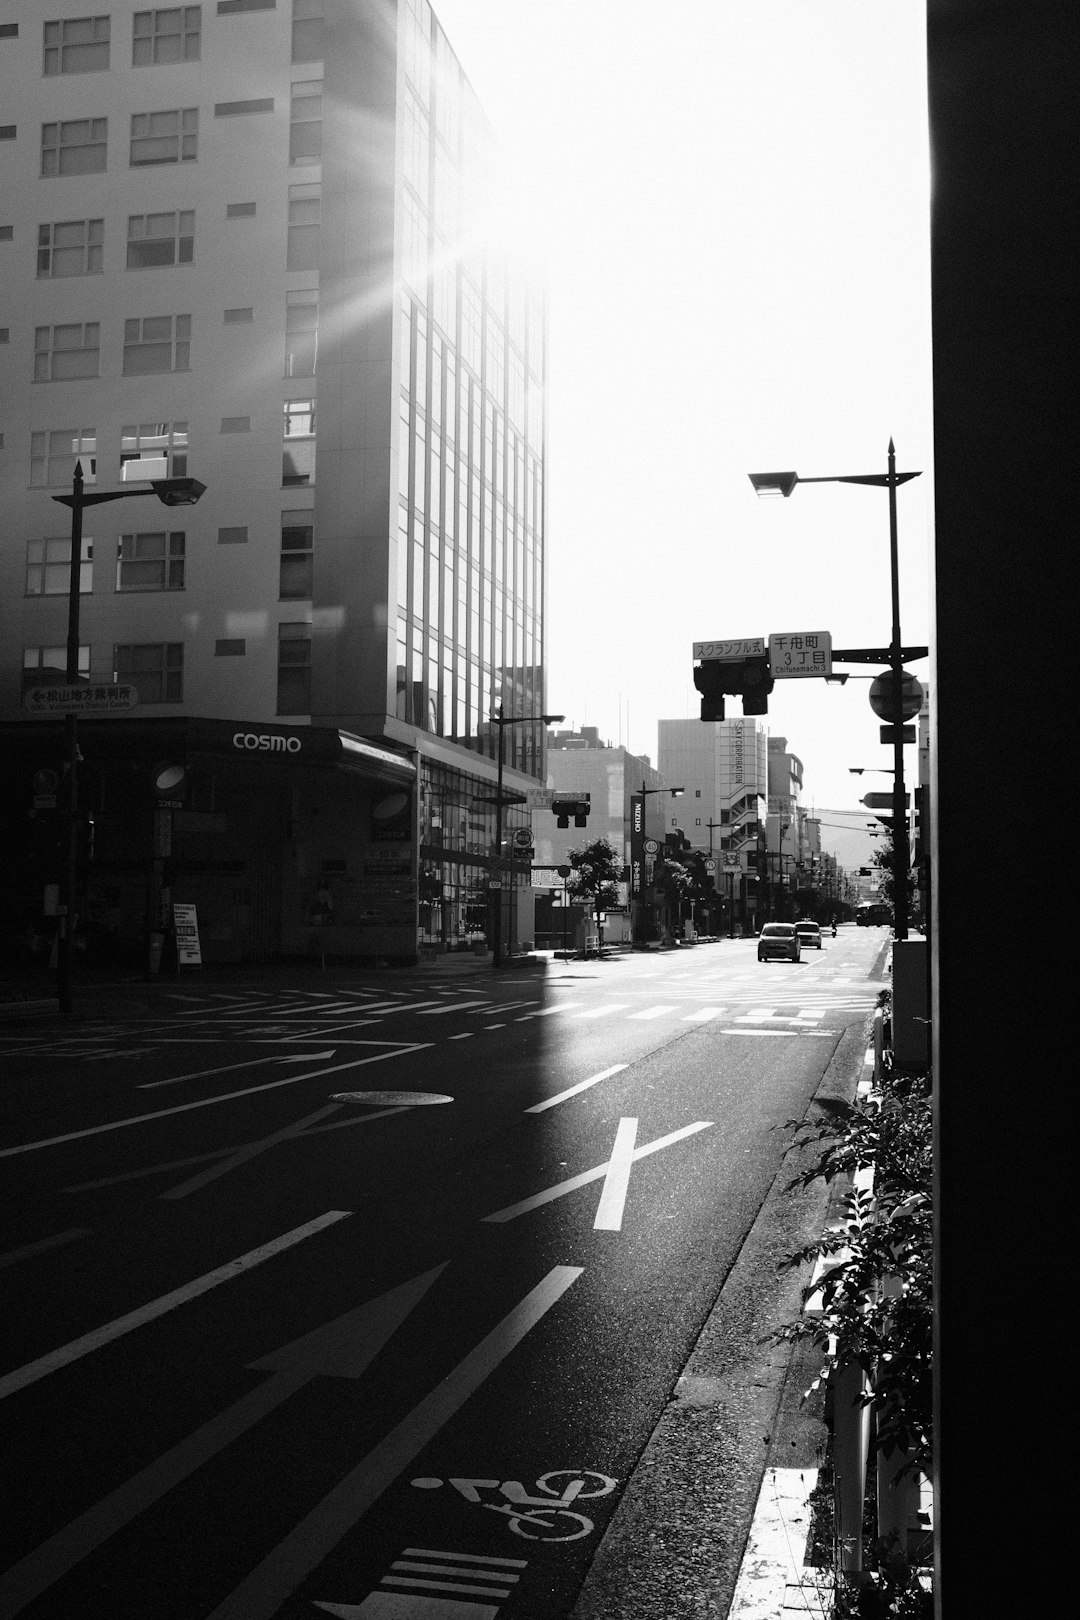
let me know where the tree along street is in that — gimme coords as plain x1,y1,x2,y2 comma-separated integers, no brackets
1,930,887,1618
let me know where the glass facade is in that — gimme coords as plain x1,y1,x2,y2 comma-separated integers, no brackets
394,0,546,780
418,757,530,949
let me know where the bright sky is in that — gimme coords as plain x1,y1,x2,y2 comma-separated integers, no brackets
433,0,932,841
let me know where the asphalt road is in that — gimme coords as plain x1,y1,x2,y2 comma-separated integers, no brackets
1,928,887,1619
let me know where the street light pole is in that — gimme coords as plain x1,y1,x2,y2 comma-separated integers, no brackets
489,705,564,967
749,440,921,940
50,463,207,1015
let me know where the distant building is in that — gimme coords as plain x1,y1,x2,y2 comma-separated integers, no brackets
658,718,768,928
541,728,664,874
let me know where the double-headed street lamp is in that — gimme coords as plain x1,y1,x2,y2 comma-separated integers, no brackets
749,440,922,939
51,461,206,1014
486,704,564,967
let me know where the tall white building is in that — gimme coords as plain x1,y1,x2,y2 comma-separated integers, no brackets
0,1,549,965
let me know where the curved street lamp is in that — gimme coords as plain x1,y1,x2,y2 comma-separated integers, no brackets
51,461,206,1014
749,440,921,938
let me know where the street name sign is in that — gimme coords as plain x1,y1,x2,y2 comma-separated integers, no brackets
768,632,832,678
23,683,139,715
693,638,765,660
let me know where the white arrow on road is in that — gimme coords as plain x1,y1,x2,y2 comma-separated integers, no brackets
138,1050,336,1089
0,1266,446,1617
482,1120,714,1228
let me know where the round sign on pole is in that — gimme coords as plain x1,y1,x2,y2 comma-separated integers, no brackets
868,669,923,721
644,838,659,855
513,827,532,847
557,864,571,878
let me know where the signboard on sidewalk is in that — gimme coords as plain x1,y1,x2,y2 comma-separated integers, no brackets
172,903,202,966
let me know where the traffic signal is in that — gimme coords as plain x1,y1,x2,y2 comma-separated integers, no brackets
552,793,590,828
693,656,775,720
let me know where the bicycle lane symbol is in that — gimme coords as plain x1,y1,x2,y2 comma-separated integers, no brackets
410,1470,618,1542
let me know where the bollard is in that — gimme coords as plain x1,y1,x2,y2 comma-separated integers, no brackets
873,1006,885,1090
833,1356,871,1573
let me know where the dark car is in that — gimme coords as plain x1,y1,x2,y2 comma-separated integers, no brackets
757,923,801,962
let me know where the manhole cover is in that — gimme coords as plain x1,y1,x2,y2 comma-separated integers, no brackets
330,1091,453,1107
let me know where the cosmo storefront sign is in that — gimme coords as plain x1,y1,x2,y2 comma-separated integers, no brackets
232,730,303,754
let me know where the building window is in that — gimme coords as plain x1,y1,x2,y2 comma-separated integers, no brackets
214,639,245,655
291,0,323,63
217,525,247,544
114,642,183,702
34,322,100,381
129,108,198,166
132,8,201,65
289,79,322,164
226,201,256,218
30,428,97,487
43,16,110,74
26,536,93,596
117,531,185,591
127,210,195,269
277,623,311,713
37,218,104,277
282,398,315,484
224,306,253,323
122,313,191,374
41,119,107,176
120,421,188,481
280,516,313,598
24,645,90,692
284,289,317,376
286,182,320,270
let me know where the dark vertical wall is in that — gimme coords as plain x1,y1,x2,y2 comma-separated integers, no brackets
928,3,1075,1612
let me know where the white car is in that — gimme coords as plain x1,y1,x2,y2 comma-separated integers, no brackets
795,921,823,950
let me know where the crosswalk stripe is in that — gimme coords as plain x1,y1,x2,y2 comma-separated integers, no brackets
574,1005,630,1019
683,1007,723,1022
628,1006,678,1020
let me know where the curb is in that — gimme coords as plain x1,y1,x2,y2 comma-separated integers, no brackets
727,1032,878,1617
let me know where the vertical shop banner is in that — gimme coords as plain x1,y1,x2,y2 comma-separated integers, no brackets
173,903,202,966
630,794,645,902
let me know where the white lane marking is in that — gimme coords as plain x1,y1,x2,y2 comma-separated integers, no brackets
0,1267,445,1617
720,1029,799,1037
204,1266,583,1620
593,1118,638,1231
573,1005,630,1020
160,1100,344,1200
627,1005,677,1021
524,1065,628,1114
138,1051,336,1090
0,1228,92,1270
417,1000,493,1017
482,1024,506,1031
683,1007,723,1022
448,1033,475,1040
471,999,539,1015
0,1211,350,1402
0,1046,431,1159
482,1121,714,1224
517,1002,582,1018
